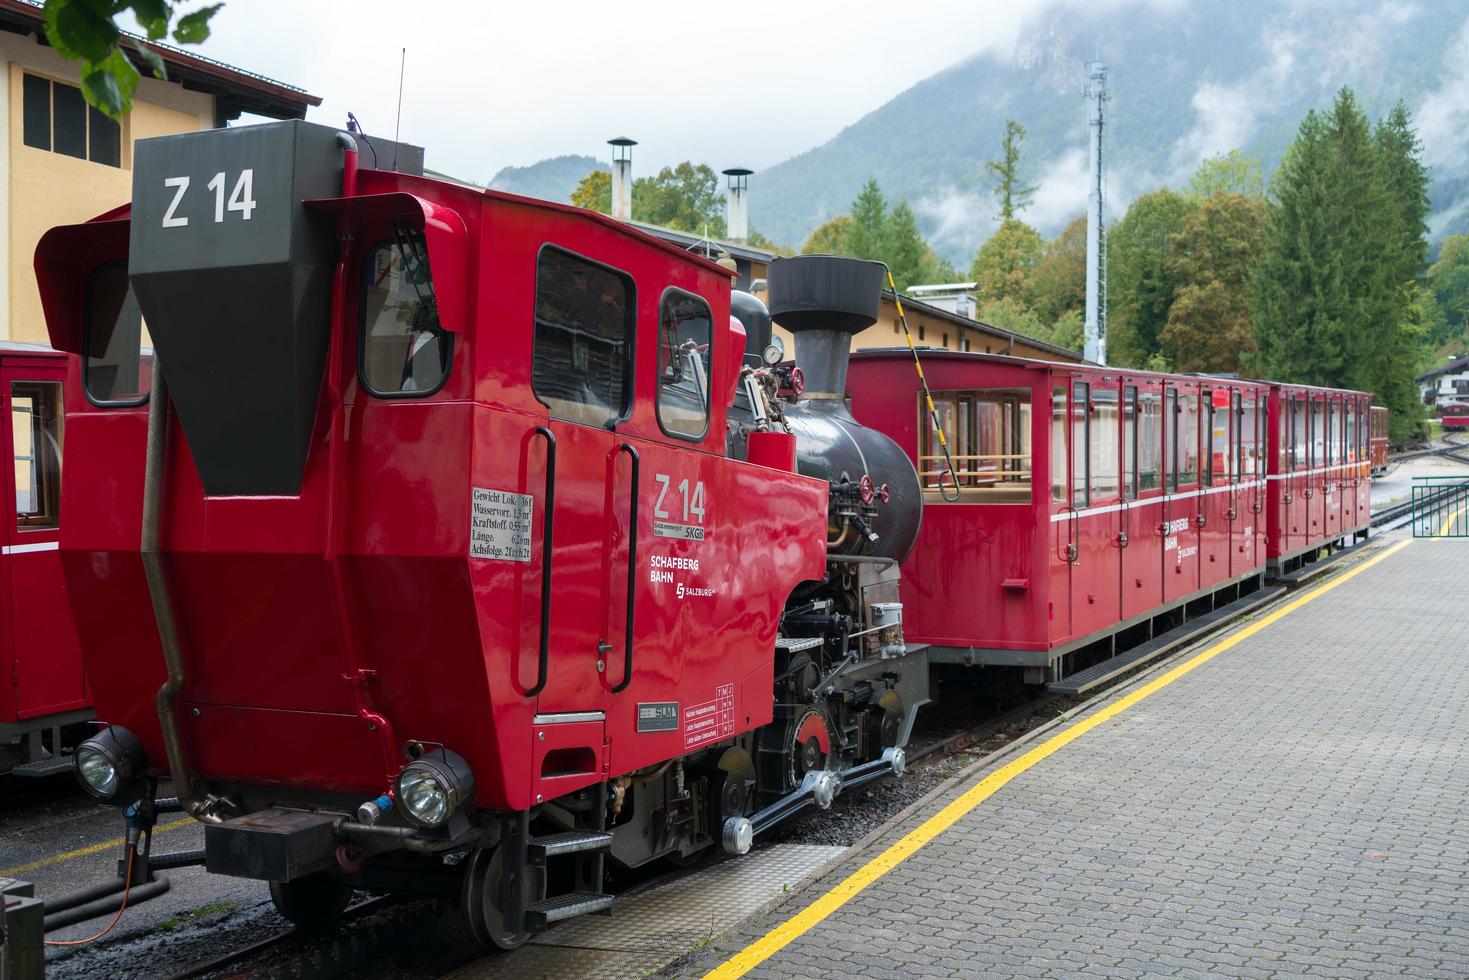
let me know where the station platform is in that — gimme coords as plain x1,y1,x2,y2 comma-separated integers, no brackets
682,534,1469,978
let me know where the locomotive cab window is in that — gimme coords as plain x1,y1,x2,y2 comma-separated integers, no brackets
12,382,62,530
656,289,712,439
361,233,452,397
923,388,1032,503
84,263,150,406
533,247,634,427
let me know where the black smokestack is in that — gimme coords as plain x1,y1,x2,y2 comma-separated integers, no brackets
766,255,884,397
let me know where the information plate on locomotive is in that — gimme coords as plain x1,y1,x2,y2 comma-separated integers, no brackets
653,520,705,541
469,488,533,562
636,702,679,733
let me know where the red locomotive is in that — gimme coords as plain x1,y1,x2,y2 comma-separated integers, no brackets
35,119,1376,951
36,121,923,948
1,344,90,777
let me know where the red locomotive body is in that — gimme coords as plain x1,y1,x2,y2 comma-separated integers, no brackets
37,121,926,947
1265,384,1372,575
0,344,90,776
847,351,1273,680
1369,405,1390,475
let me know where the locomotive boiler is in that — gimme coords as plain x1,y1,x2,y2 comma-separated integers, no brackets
35,120,929,952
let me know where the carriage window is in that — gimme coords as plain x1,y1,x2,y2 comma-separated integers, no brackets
657,290,713,440
1140,391,1162,492
1123,386,1138,500
1312,399,1326,467
1071,382,1090,507
922,388,1031,503
532,248,634,427
1091,387,1119,500
1346,402,1357,462
12,383,62,530
1291,397,1307,470
1178,393,1200,486
1259,394,1268,476
84,263,150,406
1208,393,1230,485
1237,393,1258,480
361,234,452,397
1051,386,1066,504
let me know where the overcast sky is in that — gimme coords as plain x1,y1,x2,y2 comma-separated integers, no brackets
176,0,1043,183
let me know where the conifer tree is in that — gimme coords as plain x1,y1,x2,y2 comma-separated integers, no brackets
884,201,929,291
846,180,888,261
1251,89,1428,440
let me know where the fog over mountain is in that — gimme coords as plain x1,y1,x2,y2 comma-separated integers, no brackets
491,0,1469,262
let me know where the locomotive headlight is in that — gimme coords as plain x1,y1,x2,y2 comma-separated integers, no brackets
74,725,147,804
394,749,475,828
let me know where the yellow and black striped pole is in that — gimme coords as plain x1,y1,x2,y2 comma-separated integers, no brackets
886,267,961,502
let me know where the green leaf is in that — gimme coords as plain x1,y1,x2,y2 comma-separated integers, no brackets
129,36,167,79
44,0,120,62
130,0,171,39
81,47,140,122
172,3,222,45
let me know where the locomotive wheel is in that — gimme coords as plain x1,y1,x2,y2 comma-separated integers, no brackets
788,708,833,786
461,844,547,952
268,873,353,934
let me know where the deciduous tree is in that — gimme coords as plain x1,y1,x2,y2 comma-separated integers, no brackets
1159,193,1266,373
571,170,611,214
801,216,853,255
1027,215,1087,325
1107,190,1194,367
1186,150,1265,200
970,219,1044,305
1427,235,1469,346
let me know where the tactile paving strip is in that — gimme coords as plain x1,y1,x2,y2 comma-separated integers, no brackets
448,843,844,979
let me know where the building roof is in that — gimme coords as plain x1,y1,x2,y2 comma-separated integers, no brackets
1416,354,1469,383
627,220,777,265
0,0,320,121
906,282,979,295
881,290,1083,362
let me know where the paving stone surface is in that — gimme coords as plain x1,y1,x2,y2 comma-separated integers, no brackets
677,538,1469,978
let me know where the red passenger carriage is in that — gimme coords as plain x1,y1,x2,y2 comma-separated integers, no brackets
1265,384,1373,576
848,352,1274,684
0,345,90,776
1369,406,1390,476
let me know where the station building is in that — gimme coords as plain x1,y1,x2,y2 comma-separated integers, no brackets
0,0,318,345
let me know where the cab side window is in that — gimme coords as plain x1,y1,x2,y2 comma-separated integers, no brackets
533,247,634,427
84,263,150,406
12,382,62,530
361,234,452,397
656,289,712,439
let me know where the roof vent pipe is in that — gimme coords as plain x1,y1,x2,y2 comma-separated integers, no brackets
609,137,636,221
723,167,751,243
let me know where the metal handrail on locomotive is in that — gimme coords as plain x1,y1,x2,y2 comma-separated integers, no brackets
34,120,926,950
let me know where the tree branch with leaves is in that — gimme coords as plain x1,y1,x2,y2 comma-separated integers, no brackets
43,0,223,120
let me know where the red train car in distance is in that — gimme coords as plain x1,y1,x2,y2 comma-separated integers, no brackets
1,343,90,776
1369,405,1390,476
1265,383,1373,576
847,351,1273,682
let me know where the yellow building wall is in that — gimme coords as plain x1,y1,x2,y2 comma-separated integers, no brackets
6,43,212,344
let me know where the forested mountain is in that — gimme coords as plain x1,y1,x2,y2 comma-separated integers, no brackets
488,154,605,201
487,1,1469,263
752,0,1469,261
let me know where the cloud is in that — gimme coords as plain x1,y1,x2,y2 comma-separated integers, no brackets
915,187,997,259
1416,17,1469,177
1028,147,1092,230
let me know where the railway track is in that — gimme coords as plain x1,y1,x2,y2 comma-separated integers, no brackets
1374,432,1469,530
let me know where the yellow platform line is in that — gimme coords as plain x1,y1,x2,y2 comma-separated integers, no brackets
707,537,1415,979
0,816,195,878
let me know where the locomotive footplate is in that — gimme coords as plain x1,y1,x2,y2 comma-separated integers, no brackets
204,807,340,882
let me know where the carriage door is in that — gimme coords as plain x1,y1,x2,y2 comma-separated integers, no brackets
1073,377,1120,640
528,247,636,723
1233,391,1263,574
1048,383,1074,644
1162,383,1201,604
1198,387,1232,587
1323,396,1342,539
1,357,85,722
1120,379,1164,621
